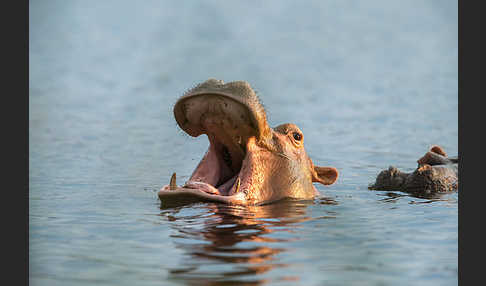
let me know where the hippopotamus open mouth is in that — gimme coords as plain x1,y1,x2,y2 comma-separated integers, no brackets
158,79,338,206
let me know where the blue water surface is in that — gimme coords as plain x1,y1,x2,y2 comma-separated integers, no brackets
29,1,457,285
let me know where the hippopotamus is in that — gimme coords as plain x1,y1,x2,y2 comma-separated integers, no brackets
369,145,458,196
158,79,338,206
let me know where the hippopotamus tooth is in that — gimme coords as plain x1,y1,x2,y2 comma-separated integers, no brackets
169,173,177,190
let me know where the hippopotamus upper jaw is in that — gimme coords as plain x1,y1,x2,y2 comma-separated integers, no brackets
173,78,272,143
158,79,338,206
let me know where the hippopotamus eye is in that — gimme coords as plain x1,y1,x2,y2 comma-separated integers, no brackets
293,132,302,141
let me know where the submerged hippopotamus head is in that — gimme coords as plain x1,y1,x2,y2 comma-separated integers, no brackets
369,145,458,196
158,79,338,205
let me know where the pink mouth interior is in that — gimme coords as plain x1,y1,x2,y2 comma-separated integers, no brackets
186,132,247,196
175,94,257,196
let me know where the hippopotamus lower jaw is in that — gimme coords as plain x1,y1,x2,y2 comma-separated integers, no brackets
158,136,272,206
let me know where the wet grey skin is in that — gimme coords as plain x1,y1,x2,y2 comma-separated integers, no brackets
369,145,458,196
158,79,339,206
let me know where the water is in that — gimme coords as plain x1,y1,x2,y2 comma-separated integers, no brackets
29,1,458,285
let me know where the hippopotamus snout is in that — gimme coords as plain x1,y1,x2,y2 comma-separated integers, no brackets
158,79,338,206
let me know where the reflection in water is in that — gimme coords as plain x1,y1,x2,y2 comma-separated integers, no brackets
376,191,458,204
159,199,336,285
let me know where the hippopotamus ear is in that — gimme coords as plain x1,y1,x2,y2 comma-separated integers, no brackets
417,145,451,166
430,145,447,157
312,166,339,185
